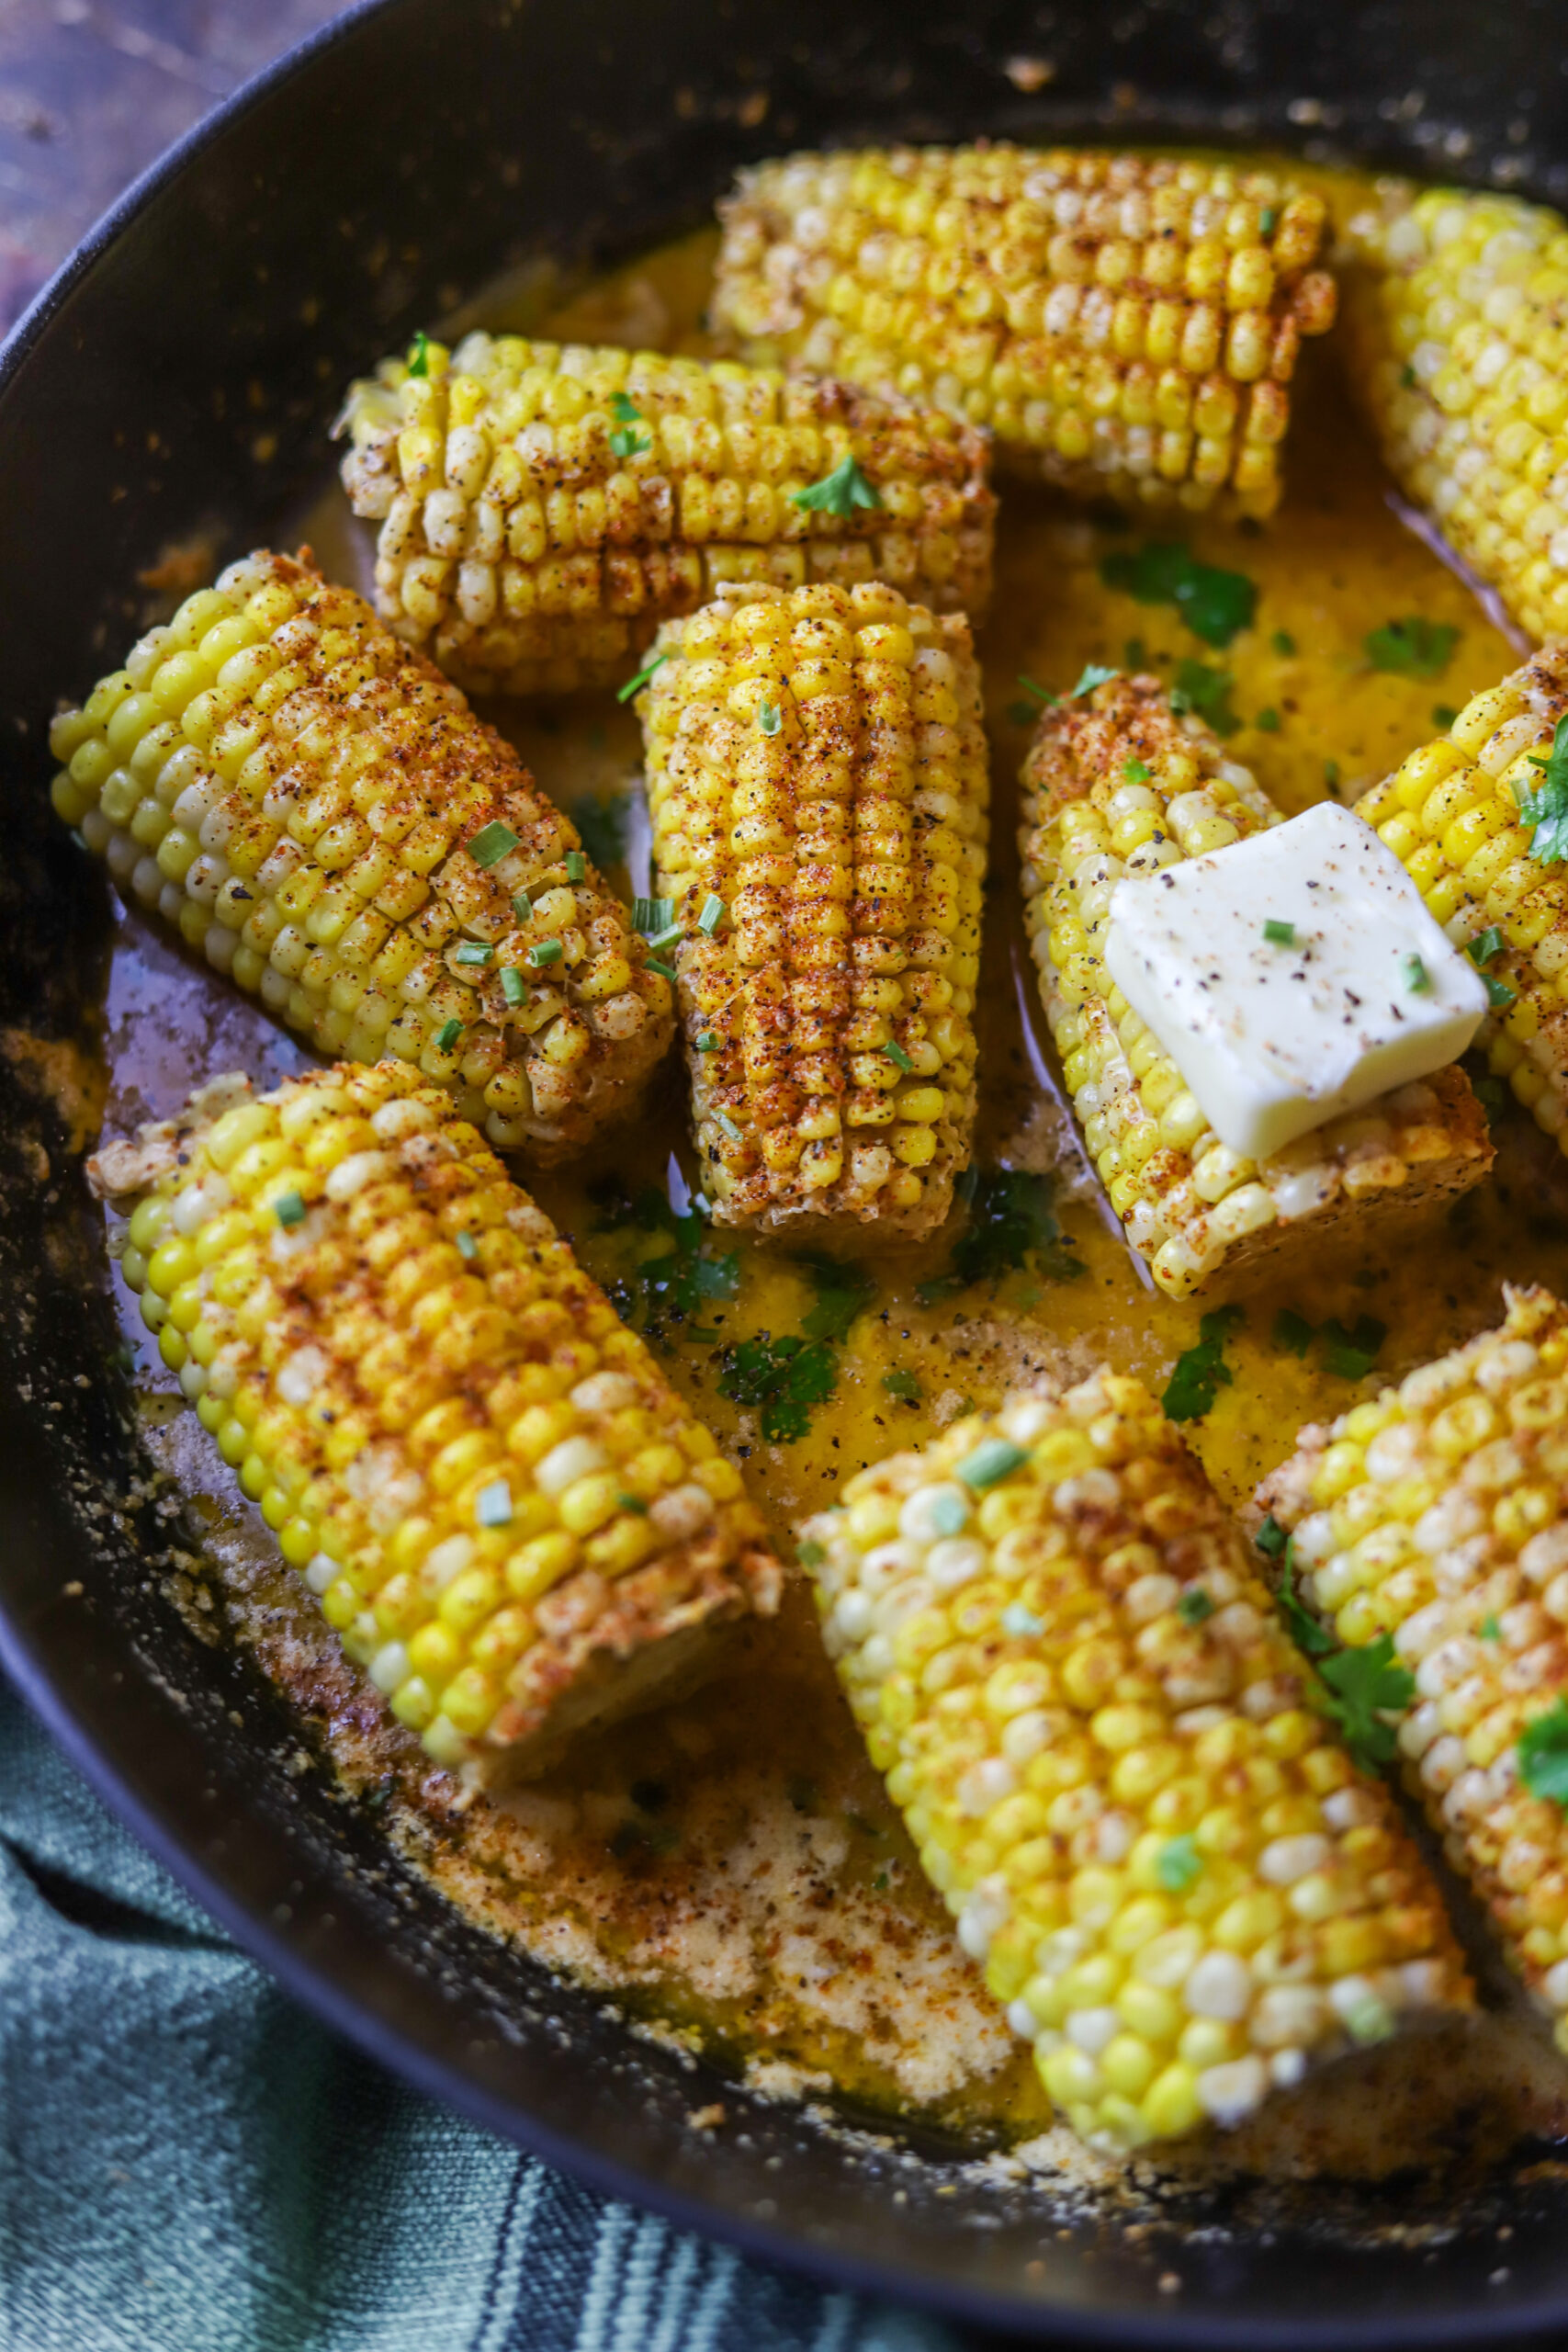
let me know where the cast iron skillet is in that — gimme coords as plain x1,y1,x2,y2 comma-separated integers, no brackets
7,0,1568,2338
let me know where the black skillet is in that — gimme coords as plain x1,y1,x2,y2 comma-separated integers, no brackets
6,0,1568,2339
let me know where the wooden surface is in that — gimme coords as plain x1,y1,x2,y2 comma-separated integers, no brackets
0,0,351,332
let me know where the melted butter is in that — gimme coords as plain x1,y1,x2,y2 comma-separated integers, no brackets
101,207,1568,2176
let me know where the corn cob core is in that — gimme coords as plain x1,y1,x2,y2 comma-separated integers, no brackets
714,147,1337,518
1258,1285,1568,2053
1020,674,1494,1296
92,1060,781,1784
1344,185,1568,642
1356,646,1568,1152
800,1374,1472,2152
49,551,673,1162
637,578,988,1241
338,333,996,695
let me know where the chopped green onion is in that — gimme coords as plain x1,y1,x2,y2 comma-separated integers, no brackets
616,650,669,704
931,1492,967,1536
617,1492,650,1515
1122,757,1151,783
565,850,586,882
956,1437,1028,1490
698,893,726,936
475,1478,513,1529
1263,918,1295,945
1403,952,1431,992
633,896,674,937
999,1602,1043,1637
274,1190,307,1228
406,329,430,378
647,956,677,982
1272,629,1295,656
1254,706,1280,732
513,890,533,923
1177,1589,1215,1626
1483,970,1517,1009
527,937,563,967
455,942,492,966
500,965,526,1007
1256,1512,1289,1558
713,1109,743,1143
455,1229,478,1261
886,1040,914,1073
468,820,520,868
759,700,782,736
434,1017,464,1053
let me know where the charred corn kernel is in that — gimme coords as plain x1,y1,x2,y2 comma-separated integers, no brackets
714,148,1337,519
88,1061,782,1785
1260,1283,1568,2050
1357,650,1568,1156
802,1376,1472,2151
49,550,672,1163
1343,185,1568,644
336,334,995,695
638,579,989,1242
1021,673,1494,1297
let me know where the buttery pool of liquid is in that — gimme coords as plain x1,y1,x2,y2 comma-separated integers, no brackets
81,197,1568,2188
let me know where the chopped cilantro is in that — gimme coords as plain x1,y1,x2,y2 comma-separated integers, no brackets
1272,1308,1314,1358
1263,918,1295,945
1363,616,1460,680
564,849,586,883
1432,703,1458,731
886,1039,915,1073
609,424,651,459
957,1437,1028,1490
1177,1589,1215,1626
1320,1314,1387,1380
1318,1633,1416,1772
1162,1304,1244,1424
1156,1834,1202,1892
1481,1613,1502,1642
1518,715,1568,865
695,1031,720,1053
1472,1069,1506,1122
1400,362,1416,389
759,700,782,735
586,1176,740,1343
882,1367,923,1404
274,1190,306,1228
1272,629,1296,657
434,1017,463,1054
1071,662,1119,698
792,452,883,516
718,1331,838,1442
1171,657,1238,735
796,1257,877,1345
1259,205,1279,235
1278,1538,1336,1657
1404,952,1431,991
1254,707,1281,732
1255,1514,1289,1560
617,1492,649,1515
609,390,641,424
500,965,526,1007
406,329,430,378
569,789,635,875
616,650,670,704
915,1167,1083,1306
1122,757,1152,783
1100,542,1257,649
798,1538,826,1566
468,820,520,868
1518,1698,1568,1807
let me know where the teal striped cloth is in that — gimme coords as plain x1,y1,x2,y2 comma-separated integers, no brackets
0,1675,966,2352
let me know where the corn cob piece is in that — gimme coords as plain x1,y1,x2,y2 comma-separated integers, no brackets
1258,1284,1568,2052
1356,647,1568,1151
713,148,1337,518
48,550,673,1162
1343,184,1568,643
337,334,996,696
637,578,988,1241
89,1060,782,1785
1020,673,1494,1297
801,1374,1473,2151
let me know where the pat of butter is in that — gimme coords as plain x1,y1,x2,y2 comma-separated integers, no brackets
1103,800,1489,1161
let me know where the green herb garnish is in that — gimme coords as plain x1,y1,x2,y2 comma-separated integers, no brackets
957,1438,1028,1490
1256,1513,1289,1559
886,1040,915,1073
569,788,635,875
1071,662,1119,698
1279,1538,1336,1658
1481,1613,1502,1642
633,898,674,937
1518,715,1568,865
513,890,534,923
475,1479,513,1529
1000,1602,1044,1637
1432,704,1458,730
1171,657,1238,735
882,1368,923,1404
1259,206,1279,235
609,424,652,459
1320,1314,1387,1380
798,1538,826,1566
713,1109,742,1143
1404,952,1431,992
1319,1634,1416,1771
1263,918,1295,945
1162,1304,1244,1424
1177,1589,1215,1627
616,651,670,704
434,1018,464,1053
1254,707,1281,732
647,956,677,982
1100,542,1257,650
500,965,526,1007
1156,1834,1203,1892
1363,616,1460,680
1272,629,1296,656
719,1332,838,1442
759,700,782,736
609,390,641,424
456,1229,478,1261
796,1256,878,1346
695,1031,720,1053
1518,1698,1568,1807
468,820,520,868
527,938,563,967
914,1167,1083,1306
698,894,727,936
274,1190,306,1228
1272,1308,1314,1358
792,452,883,516
1122,757,1152,783
565,850,586,883
455,942,492,967
406,329,430,378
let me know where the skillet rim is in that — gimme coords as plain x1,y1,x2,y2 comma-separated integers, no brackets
2,3,1566,2339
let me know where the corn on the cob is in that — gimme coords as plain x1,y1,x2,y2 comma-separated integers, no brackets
713,147,1337,518
89,1060,782,1784
1020,673,1494,1296
800,1374,1473,2151
636,578,987,1241
1343,184,1568,643
1356,646,1568,1152
48,550,673,1161
1258,1284,1568,2052
337,334,996,696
